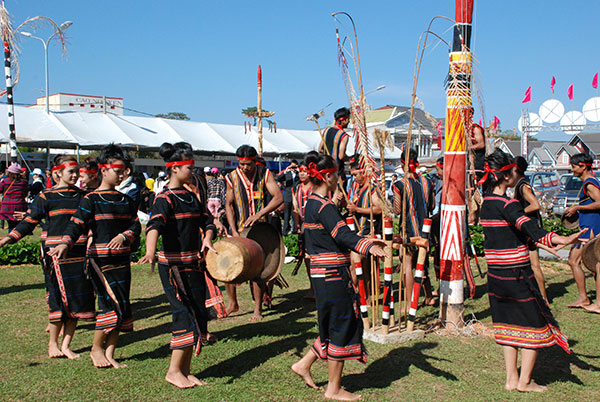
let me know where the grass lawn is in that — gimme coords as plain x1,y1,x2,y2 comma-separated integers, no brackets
0,259,598,401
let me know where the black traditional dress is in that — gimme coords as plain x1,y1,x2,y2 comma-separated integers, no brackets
480,194,570,352
147,186,216,352
61,190,140,333
304,193,374,363
392,175,434,239
9,186,95,323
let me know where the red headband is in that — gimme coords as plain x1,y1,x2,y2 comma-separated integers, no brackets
579,162,594,174
436,161,443,168
477,162,515,185
307,162,337,181
256,161,265,167
51,161,79,171
238,156,256,161
299,166,308,172
401,159,419,173
79,169,97,175
165,160,194,168
98,163,126,169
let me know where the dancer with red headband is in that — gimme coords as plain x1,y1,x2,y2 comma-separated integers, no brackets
0,155,95,360
564,152,600,312
291,153,386,401
480,148,586,392
393,148,435,306
50,144,141,369
318,107,351,184
291,160,314,298
78,157,100,191
224,144,283,321
140,142,218,388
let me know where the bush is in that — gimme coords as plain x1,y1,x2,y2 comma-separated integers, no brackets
543,218,578,236
0,241,41,265
283,234,299,256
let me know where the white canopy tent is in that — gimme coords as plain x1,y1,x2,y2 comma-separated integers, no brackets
0,105,403,159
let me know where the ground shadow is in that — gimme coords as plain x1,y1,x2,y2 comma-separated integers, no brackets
535,339,600,386
0,282,44,296
546,276,576,304
343,341,457,392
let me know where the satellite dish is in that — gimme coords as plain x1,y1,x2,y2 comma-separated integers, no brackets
583,97,600,122
517,112,542,134
560,111,586,135
539,99,565,123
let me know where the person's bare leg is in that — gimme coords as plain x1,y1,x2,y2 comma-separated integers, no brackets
225,284,239,315
324,360,361,401
583,262,600,313
48,322,65,358
165,347,196,388
250,281,263,321
529,250,548,302
60,319,80,359
502,346,518,391
180,345,207,386
90,329,111,367
291,348,319,389
105,330,127,368
567,246,591,307
517,348,547,392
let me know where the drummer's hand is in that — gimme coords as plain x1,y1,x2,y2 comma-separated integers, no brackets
564,205,578,217
244,213,262,228
369,245,386,258
201,237,218,254
139,252,155,265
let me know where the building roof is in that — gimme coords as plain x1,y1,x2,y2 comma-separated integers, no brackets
366,105,441,134
529,147,553,163
569,132,600,155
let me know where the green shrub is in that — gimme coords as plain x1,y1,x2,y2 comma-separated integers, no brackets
283,234,299,256
543,218,578,236
0,241,41,265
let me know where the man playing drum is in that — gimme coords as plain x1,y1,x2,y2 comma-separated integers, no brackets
224,145,283,321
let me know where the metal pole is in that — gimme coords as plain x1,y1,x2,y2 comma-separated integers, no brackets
44,40,49,113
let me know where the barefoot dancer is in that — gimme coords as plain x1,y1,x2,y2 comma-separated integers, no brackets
479,149,584,393
224,145,282,321
564,153,600,310
0,155,95,359
292,161,314,299
50,144,141,369
292,153,387,401
140,142,217,388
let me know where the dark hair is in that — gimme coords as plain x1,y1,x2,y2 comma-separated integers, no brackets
304,153,335,184
570,153,593,169
436,156,444,166
305,150,319,159
481,148,513,193
400,148,418,164
123,151,135,172
290,159,298,165
334,107,351,121
52,154,77,169
514,156,528,176
97,143,126,165
159,142,194,174
82,157,98,172
298,160,307,168
236,145,258,158
349,153,360,169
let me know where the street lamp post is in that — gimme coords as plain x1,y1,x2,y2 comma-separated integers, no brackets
21,21,72,114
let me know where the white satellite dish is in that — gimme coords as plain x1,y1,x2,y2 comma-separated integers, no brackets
560,111,586,135
517,112,542,134
539,99,565,123
583,97,600,122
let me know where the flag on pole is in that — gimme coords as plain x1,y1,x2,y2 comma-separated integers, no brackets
568,83,574,100
551,76,556,94
593,73,598,89
522,86,531,103
493,115,500,131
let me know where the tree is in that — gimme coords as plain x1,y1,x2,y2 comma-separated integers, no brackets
155,112,190,121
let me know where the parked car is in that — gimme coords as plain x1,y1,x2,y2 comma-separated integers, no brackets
525,171,561,208
552,173,600,216
559,173,572,188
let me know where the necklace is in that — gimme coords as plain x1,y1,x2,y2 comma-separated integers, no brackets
97,190,125,204
168,187,195,204
54,186,79,199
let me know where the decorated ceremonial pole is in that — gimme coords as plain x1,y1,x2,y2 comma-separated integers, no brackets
407,218,432,331
439,0,474,326
257,65,263,156
1,3,17,162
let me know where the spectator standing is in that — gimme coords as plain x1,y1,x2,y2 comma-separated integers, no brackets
276,160,299,235
0,162,29,230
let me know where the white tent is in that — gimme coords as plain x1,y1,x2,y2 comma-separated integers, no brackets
0,105,402,159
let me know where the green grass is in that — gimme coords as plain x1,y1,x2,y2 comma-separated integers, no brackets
0,260,598,401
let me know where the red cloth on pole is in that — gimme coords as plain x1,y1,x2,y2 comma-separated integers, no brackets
522,86,531,103
568,84,574,100
593,73,598,89
493,115,500,130
551,76,556,94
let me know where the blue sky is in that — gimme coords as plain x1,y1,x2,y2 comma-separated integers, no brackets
7,0,600,137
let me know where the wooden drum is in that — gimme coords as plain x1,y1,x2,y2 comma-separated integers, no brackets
205,237,265,284
241,222,285,283
582,235,600,273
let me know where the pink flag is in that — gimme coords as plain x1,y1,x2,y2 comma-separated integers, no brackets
593,73,598,89
493,115,500,130
435,120,443,136
568,83,574,100
478,118,482,126
522,86,531,103
551,76,556,94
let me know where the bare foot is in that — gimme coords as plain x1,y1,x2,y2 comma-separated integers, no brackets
45,323,51,333
204,333,218,344
165,371,196,389
583,302,600,314
249,312,263,322
48,343,65,358
324,387,362,401
61,346,81,360
106,354,127,369
517,381,547,393
291,362,319,389
567,297,591,308
187,374,207,386
505,376,518,391
225,303,239,316
423,297,436,306
90,348,111,368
